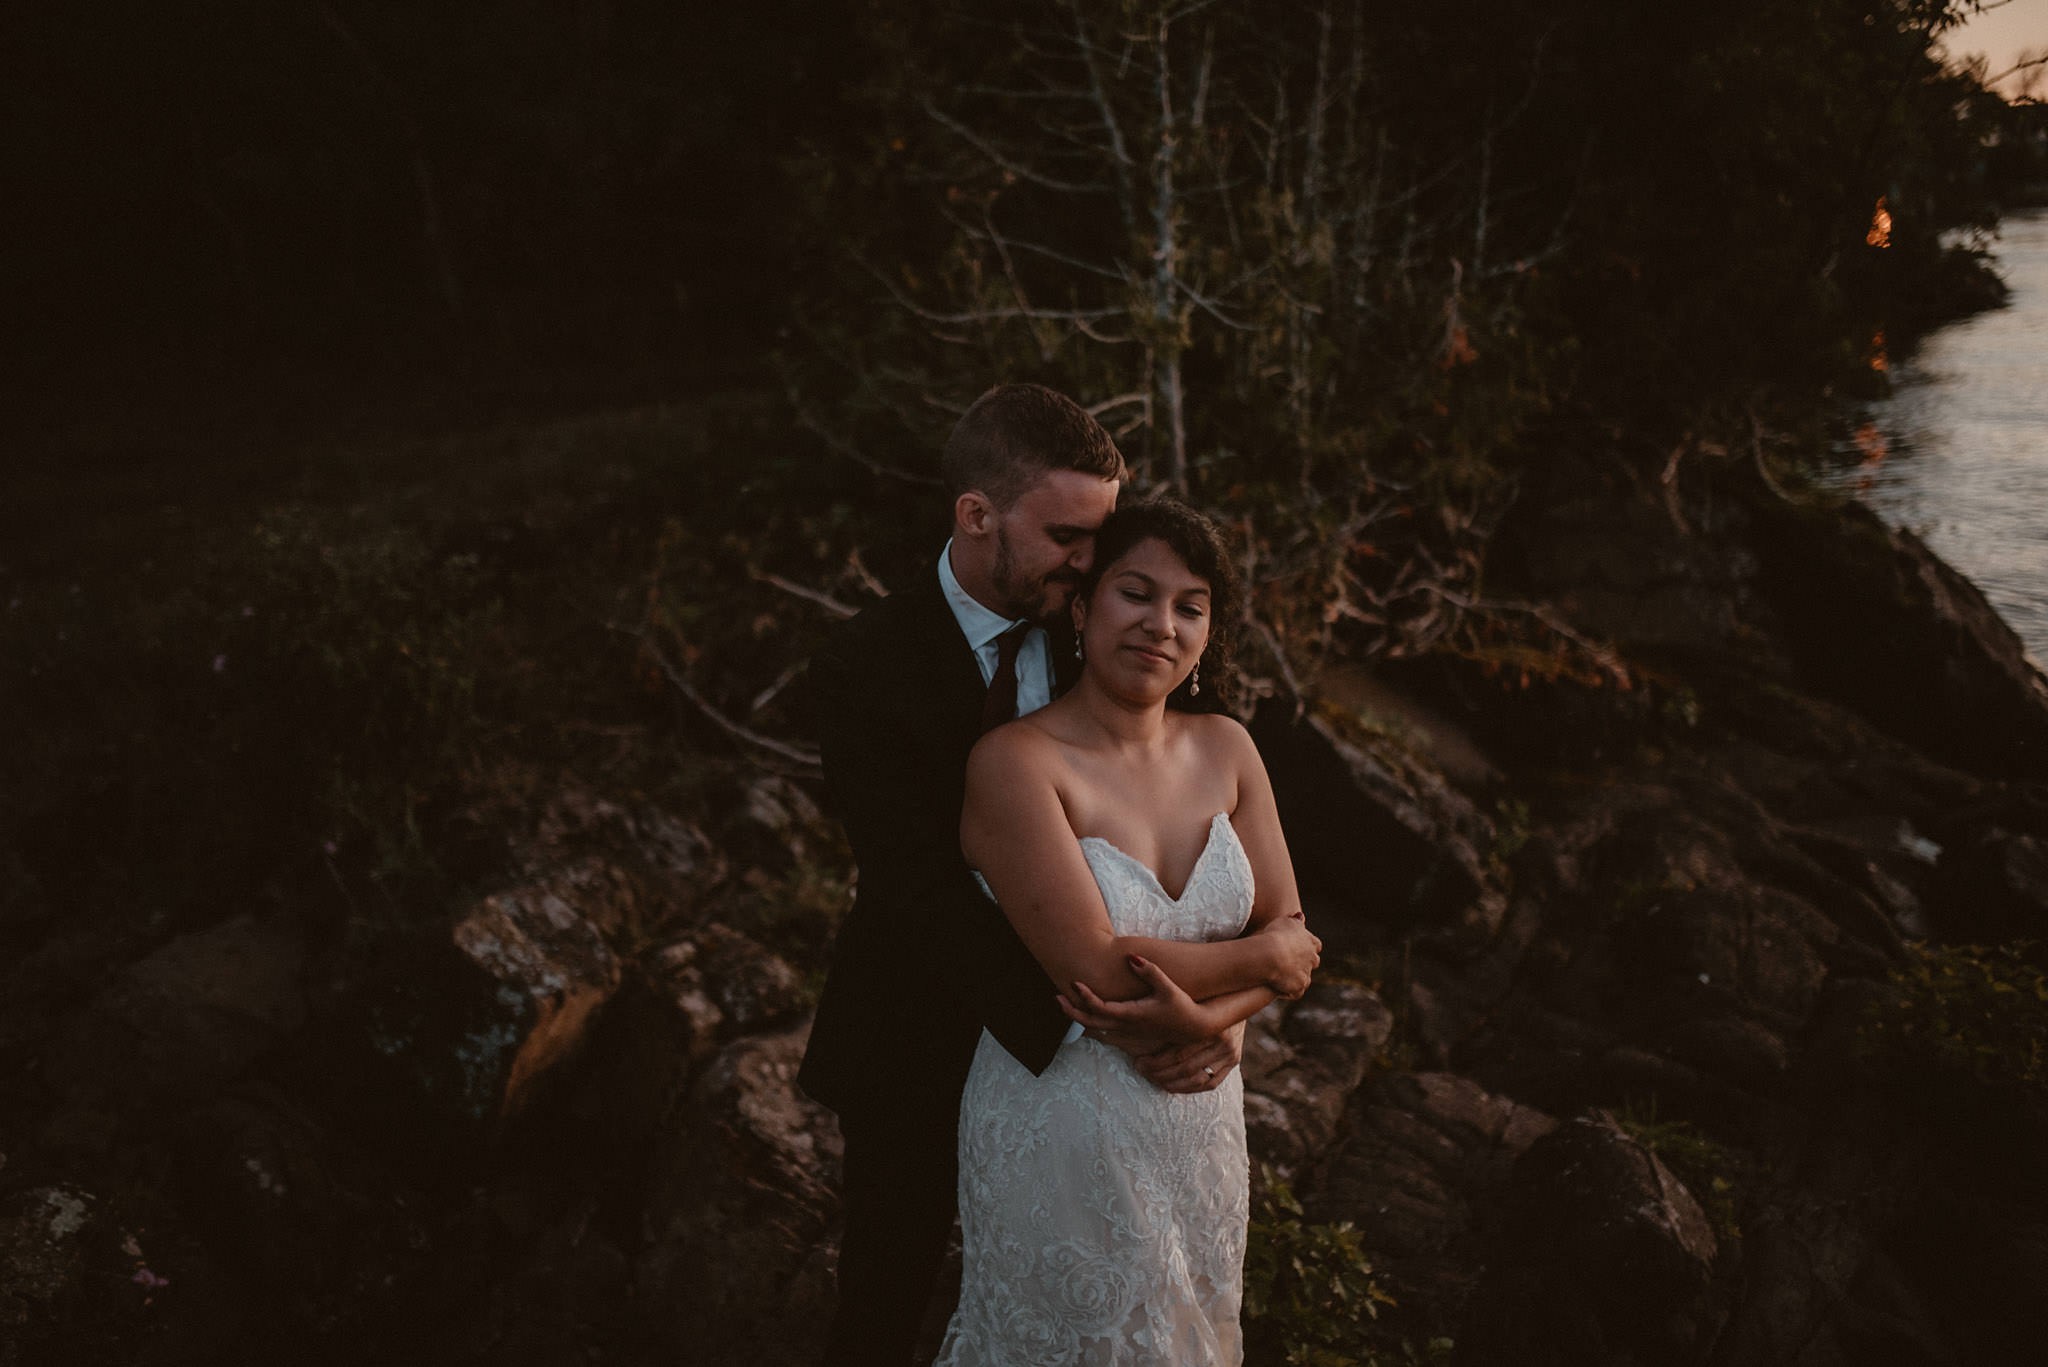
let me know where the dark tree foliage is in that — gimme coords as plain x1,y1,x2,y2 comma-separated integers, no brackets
1531,0,2010,402
789,0,2007,448
775,0,2011,691
3,1,2010,444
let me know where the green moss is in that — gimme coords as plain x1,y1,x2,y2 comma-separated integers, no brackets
1862,941,2048,1095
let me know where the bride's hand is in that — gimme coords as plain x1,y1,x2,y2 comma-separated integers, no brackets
1257,914,1322,1000
1058,956,1220,1044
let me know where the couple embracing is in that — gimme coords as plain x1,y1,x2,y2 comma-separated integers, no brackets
798,383,1323,1366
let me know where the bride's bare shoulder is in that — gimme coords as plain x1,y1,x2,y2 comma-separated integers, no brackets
1174,711,1262,787
967,712,1069,779
1177,709,1255,754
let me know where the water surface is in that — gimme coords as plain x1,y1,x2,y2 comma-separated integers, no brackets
1819,208,2048,660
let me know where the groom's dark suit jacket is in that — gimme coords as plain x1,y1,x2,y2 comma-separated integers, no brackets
798,563,1075,1126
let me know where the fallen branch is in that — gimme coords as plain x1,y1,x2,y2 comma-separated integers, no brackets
1422,585,1632,685
623,627,822,769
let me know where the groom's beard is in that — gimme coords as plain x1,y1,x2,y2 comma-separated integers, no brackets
992,527,1082,625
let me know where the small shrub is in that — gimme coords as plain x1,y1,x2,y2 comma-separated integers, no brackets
1245,1166,1433,1367
1862,941,2048,1095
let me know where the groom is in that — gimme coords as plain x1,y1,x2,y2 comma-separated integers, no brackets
800,384,1249,1364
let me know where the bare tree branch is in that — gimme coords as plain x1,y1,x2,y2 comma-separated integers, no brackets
1150,9,1189,489
750,569,859,619
845,548,891,600
944,205,1125,281
1176,278,1256,331
789,384,941,487
750,659,809,715
866,260,1126,326
1086,390,1151,418
923,97,1110,194
1067,0,1141,238
1986,48,2048,89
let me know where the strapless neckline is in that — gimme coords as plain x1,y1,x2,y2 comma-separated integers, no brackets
1076,810,1234,904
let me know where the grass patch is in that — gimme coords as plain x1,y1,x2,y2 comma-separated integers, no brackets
3,394,882,942
1614,1098,1744,1247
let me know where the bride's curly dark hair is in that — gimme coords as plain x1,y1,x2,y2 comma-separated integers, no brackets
1077,497,1242,712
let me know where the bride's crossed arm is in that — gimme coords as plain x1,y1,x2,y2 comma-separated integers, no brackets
960,717,1318,1037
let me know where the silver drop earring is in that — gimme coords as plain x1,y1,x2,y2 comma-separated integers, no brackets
1189,661,1200,696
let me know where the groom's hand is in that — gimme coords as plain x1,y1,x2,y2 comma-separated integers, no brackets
1134,1020,1244,1094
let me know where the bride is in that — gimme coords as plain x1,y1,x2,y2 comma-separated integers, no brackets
935,498,1317,1367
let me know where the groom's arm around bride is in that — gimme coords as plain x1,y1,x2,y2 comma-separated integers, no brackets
796,384,1130,1366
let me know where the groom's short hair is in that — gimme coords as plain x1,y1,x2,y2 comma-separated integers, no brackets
942,383,1127,509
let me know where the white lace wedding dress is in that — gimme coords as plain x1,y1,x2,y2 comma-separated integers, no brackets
935,811,1254,1367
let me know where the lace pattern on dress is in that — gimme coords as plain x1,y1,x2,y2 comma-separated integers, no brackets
937,812,1255,1367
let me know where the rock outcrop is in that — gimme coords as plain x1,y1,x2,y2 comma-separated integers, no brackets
0,1186,98,1330
636,1024,842,1365
1464,1111,1723,1366
1243,980,1394,1177
8,437,2048,1366
1314,1071,1558,1323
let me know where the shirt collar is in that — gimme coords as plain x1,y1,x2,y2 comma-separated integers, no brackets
938,538,1029,652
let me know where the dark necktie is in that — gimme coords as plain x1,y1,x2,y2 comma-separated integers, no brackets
979,623,1032,733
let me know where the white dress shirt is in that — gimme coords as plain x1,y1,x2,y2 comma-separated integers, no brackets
938,539,1055,714
939,541,1084,1045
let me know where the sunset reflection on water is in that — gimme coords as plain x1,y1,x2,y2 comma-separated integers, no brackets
1851,421,1890,491
1820,207,2048,661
